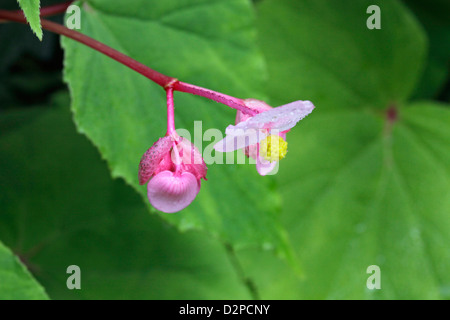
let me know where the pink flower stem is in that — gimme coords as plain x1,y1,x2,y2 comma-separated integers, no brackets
0,6,255,115
174,81,258,116
166,87,176,136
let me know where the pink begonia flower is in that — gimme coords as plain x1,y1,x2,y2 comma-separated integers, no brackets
214,99,315,175
139,134,207,213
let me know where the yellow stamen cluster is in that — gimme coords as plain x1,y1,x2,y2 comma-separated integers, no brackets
259,135,288,162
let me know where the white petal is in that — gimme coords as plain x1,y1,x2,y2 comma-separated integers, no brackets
236,100,315,132
214,129,266,152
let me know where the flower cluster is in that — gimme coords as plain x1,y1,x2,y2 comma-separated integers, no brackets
139,94,314,213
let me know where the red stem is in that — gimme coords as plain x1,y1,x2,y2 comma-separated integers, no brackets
0,7,256,115
0,9,174,87
38,2,73,17
6,1,72,19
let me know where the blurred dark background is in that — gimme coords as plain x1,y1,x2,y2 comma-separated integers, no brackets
0,0,65,109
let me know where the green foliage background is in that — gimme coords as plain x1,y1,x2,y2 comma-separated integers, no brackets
0,0,448,299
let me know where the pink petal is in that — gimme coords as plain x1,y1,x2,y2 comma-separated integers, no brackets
236,99,272,124
176,138,207,180
147,171,200,213
138,136,174,185
243,99,273,113
235,110,252,125
153,152,175,176
235,100,315,132
256,158,278,176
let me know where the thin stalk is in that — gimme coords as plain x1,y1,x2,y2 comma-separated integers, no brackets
174,81,257,116
166,87,176,136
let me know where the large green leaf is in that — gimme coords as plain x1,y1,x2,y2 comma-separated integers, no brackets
16,0,43,41
257,0,426,110
0,96,252,299
0,240,48,300
234,0,449,299
61,0,294,263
